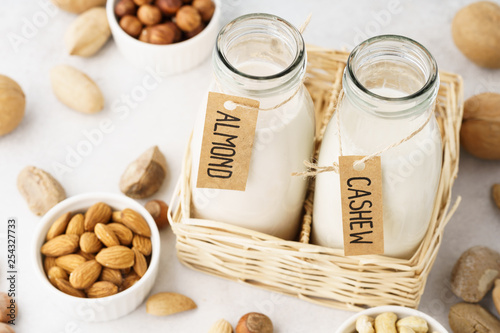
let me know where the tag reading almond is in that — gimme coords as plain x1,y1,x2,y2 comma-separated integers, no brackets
338,156,384,256
196,92,259,191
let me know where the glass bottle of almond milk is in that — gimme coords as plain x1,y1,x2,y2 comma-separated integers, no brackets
190,14,315,240
313,35,442,258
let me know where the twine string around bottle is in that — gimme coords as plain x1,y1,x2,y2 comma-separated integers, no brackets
293,89,434,177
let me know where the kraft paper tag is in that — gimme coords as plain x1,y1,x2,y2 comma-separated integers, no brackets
196,92,260,191
338,156,384,256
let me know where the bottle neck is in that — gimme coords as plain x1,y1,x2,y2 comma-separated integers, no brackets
212,13,306,103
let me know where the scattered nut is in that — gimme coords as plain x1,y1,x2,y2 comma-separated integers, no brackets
17,166,66,216
209,319,233,333
452,1,500,68
493,279,500,316
115,0,137,17
0,75,25,137
356,315,375,333
236,312,273,333
192,0,214,22
175,5,202,32
374,312,397,333
146,292,197,316
0,293,15,323
119,146,167,199
50,0,106,14
137,4,162,25
156,0,182,15
50,65,104,114
493,184,500,209
396,316,428,333
461,93,500,160
0,323,15,333
65,7,111,57
449,302,500,333
120,15,143,38
145,199,169,229
451,246,500,302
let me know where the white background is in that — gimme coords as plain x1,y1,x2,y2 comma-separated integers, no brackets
1,0,500,332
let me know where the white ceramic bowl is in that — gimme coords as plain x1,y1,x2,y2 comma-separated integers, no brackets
106,0,221,76
335,306,449,333
32,192,160,322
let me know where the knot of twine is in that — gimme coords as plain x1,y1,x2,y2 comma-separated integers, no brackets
293,90,434,177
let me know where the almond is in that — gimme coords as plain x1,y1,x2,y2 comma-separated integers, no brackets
132,234,152,256
100,268,123,286
132,247,148,277
47,266,68,286
55,278,86,298
17,166,66,216
66,213,85,236
44,256,57,274
65,7,110,57
84,202,112,231
50,65,104,114
41,234,79,257
46,212,72,240
95,223,120,247
112,210,123,222
56,254,87,273
107,222,133,245
80,232,103,253
146,292,197,316
96,245,135,269
50,0,107,14
118,208,151,237
77,249,95,261
121,271,140,291
86,281,118,298
69,260,102,289
209,319,233,333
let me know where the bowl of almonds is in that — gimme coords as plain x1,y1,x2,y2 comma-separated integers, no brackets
335,305,448,333
32,192,160,322
106,0,220,76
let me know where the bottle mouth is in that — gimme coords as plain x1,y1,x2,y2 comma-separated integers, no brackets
214,13,306,94
345,35,439,117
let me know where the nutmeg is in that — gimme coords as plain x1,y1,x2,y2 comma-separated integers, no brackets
115,0,137,17
460,92,500,160
148,23,176,44
156,0,182,16
137,4,162,26
175,5,202,32
120,15,143,38
133,0,153,5
192,0,214,22
236,312,273,333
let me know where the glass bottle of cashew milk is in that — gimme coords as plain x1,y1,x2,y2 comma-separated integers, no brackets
190,14,315,240
313,35,442,258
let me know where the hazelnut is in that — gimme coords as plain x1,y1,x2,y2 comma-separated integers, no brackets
192,0,214,22
184,22,204,39
0,292,15,323
137,4,162,26
163,21,182,42
182,0,192,3
156,0,182,16
120,15,143,38
133,0,153,5
145,200,169,229
114,0,137,17
148,24,176,44
139,27,150,42
175,5,202,32
236,313,273,333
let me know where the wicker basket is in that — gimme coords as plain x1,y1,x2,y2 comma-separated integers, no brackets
168,46,464,311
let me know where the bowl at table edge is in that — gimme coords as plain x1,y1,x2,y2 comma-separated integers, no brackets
106,0,221,76
32,192,161,322
335,305,449,333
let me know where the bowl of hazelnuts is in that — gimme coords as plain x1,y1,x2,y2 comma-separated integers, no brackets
106,0,220,76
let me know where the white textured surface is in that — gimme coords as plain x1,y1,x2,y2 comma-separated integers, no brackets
0,0,499,332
